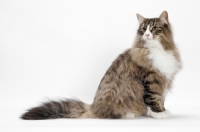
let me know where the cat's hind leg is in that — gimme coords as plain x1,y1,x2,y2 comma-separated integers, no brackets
123,112,136,119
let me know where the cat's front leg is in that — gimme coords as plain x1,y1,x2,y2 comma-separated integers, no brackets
148,107,170,119
143,81,170,119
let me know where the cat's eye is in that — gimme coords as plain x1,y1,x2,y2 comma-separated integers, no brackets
142,27,147,32
142,27,146,31
152,27,157,31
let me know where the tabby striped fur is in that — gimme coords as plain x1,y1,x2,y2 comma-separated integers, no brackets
21,11,181,120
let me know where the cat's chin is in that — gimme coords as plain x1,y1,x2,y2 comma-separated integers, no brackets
144,38,156,41
143,39,155,45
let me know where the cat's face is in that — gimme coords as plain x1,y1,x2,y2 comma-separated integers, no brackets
138,18,166,41
136,11,173,50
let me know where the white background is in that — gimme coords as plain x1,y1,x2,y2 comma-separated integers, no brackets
0,0,200,132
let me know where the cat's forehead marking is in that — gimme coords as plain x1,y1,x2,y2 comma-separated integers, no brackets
140,18,161,30
144,18,158,27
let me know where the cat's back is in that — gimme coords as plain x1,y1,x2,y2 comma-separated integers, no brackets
91,49,146,118
101,48,134,82
94,49,133,96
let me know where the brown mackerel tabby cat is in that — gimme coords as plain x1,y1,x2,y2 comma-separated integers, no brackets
21,11,181,120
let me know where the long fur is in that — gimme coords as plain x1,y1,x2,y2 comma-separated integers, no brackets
21,11,181,120
21,99,94,120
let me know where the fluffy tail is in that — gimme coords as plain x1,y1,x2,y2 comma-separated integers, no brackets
21,99,93,120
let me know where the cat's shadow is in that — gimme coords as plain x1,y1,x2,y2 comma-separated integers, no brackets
169,114,198,119
119,114,199,120
134,114,198,120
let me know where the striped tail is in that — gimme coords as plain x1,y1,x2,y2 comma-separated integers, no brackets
21,99,93,120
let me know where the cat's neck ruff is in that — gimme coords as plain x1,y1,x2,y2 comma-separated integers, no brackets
144,39,180,80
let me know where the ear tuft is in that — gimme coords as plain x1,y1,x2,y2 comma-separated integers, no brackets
159,11,168,24
136,13,145,24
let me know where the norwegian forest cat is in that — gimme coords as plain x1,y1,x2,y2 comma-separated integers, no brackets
21,11,181,120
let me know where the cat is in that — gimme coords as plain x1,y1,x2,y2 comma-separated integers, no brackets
21,11,181,120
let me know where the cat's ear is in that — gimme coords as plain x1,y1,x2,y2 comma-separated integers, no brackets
159,11,168,24
136,13,145,24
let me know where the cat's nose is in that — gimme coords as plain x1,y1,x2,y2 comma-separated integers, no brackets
145,34,150,37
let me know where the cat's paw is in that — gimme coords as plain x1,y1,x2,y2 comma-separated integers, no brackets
150,110,170,119
125,112,136,119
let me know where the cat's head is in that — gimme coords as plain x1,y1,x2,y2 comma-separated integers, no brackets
136,11,174,50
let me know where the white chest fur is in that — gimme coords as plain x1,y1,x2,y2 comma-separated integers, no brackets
144,40,180,79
